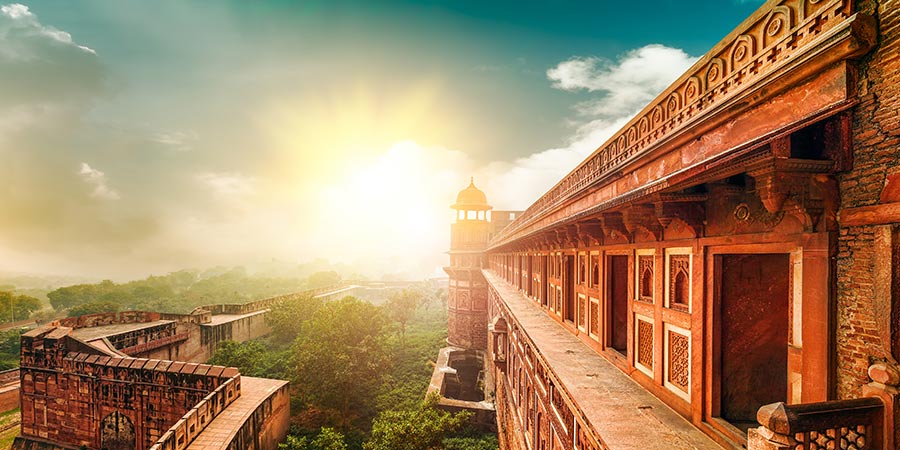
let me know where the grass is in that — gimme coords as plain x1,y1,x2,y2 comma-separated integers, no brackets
0,408,19,450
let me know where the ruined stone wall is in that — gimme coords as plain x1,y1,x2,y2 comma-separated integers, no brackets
17,328,237,450
836,0,900,398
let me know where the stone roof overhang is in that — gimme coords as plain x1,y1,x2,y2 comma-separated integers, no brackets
488,0,875,251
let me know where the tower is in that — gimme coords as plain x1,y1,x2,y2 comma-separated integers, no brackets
445,178,492,350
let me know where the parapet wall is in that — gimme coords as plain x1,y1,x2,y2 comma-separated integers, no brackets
16,326,240,450
52,310,162,329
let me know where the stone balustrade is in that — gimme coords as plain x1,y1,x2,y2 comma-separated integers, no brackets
749,397,885,450
149,373,242,450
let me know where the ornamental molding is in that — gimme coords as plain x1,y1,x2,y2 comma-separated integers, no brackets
490,0,874,248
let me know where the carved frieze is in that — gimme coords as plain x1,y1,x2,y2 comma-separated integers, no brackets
489,0,873,247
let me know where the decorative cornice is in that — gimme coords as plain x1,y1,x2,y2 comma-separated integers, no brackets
489,0,874,248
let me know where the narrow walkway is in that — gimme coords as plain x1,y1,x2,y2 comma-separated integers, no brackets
483,270,722,450
187,376,288,450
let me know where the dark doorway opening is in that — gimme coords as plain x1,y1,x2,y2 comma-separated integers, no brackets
101,411,135,450
718,254,790,433
565,255,575,322
608,255,629,353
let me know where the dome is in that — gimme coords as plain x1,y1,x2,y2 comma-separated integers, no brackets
452,178,491,210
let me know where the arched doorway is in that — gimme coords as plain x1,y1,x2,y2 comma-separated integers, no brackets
101,411,135,450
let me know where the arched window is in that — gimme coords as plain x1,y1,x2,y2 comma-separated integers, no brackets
641,267,653,299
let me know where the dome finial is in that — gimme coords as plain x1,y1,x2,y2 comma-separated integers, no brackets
470,176,474,186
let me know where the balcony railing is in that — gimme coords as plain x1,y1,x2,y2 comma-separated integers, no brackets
751,397,885,450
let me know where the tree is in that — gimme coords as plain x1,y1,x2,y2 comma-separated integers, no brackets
279,428,347,450
0,291,42,322
290,296,391,424
208,340,289,379
442,436,499,450
364,394,472,450
384,289,421,343
266,295,324,345
47,280,117,311
0,329,21,370
307,271,341,289
67,301,120,317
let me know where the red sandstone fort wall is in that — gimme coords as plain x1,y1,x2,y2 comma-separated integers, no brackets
837,0,900,397
220,382,290,450
52,310,161,329
17,328,238,450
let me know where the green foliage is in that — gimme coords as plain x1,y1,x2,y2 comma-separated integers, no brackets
208,340,289,379
364,394,472,450
67,300,121,317
0,329,22,370
266,295,324,345
45,268,308,314
279,428,347,450
384,288,421,341
307,271,341,289
375,306,448,413
0,291,41,322
442,435,499,450
291,296,391,424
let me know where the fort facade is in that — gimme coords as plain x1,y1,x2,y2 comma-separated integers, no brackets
447,0,900,449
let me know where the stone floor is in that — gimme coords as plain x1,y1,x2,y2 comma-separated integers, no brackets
483,270,722,450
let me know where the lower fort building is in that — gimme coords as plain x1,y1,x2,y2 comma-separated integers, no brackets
8,286,356,449
440,1,900,449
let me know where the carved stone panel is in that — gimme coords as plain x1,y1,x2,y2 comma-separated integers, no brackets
638,319,654,371
666,330,691,392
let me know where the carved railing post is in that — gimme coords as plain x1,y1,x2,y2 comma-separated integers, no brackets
749,398,885,450
862,362,900,450
750,403,800,449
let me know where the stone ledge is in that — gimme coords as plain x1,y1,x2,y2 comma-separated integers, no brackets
483,269,722,450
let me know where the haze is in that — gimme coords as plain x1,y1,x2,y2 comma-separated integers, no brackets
0,0,762,281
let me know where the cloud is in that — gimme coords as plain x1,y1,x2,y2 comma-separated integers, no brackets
547,45,697,118
0,3,105,118
0,4,95,55
152,130,198,152
78,163,120,200
196,172,256,196
472,45,698,210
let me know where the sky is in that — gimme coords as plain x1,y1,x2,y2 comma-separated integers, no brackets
0,0,765,281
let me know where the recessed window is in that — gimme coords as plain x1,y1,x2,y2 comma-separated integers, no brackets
665,249,692,312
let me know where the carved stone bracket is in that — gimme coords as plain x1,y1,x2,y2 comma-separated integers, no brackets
654,194,707,237
622,204,662,240
598,213,628,242
575,221,603,247
748,158,834,231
